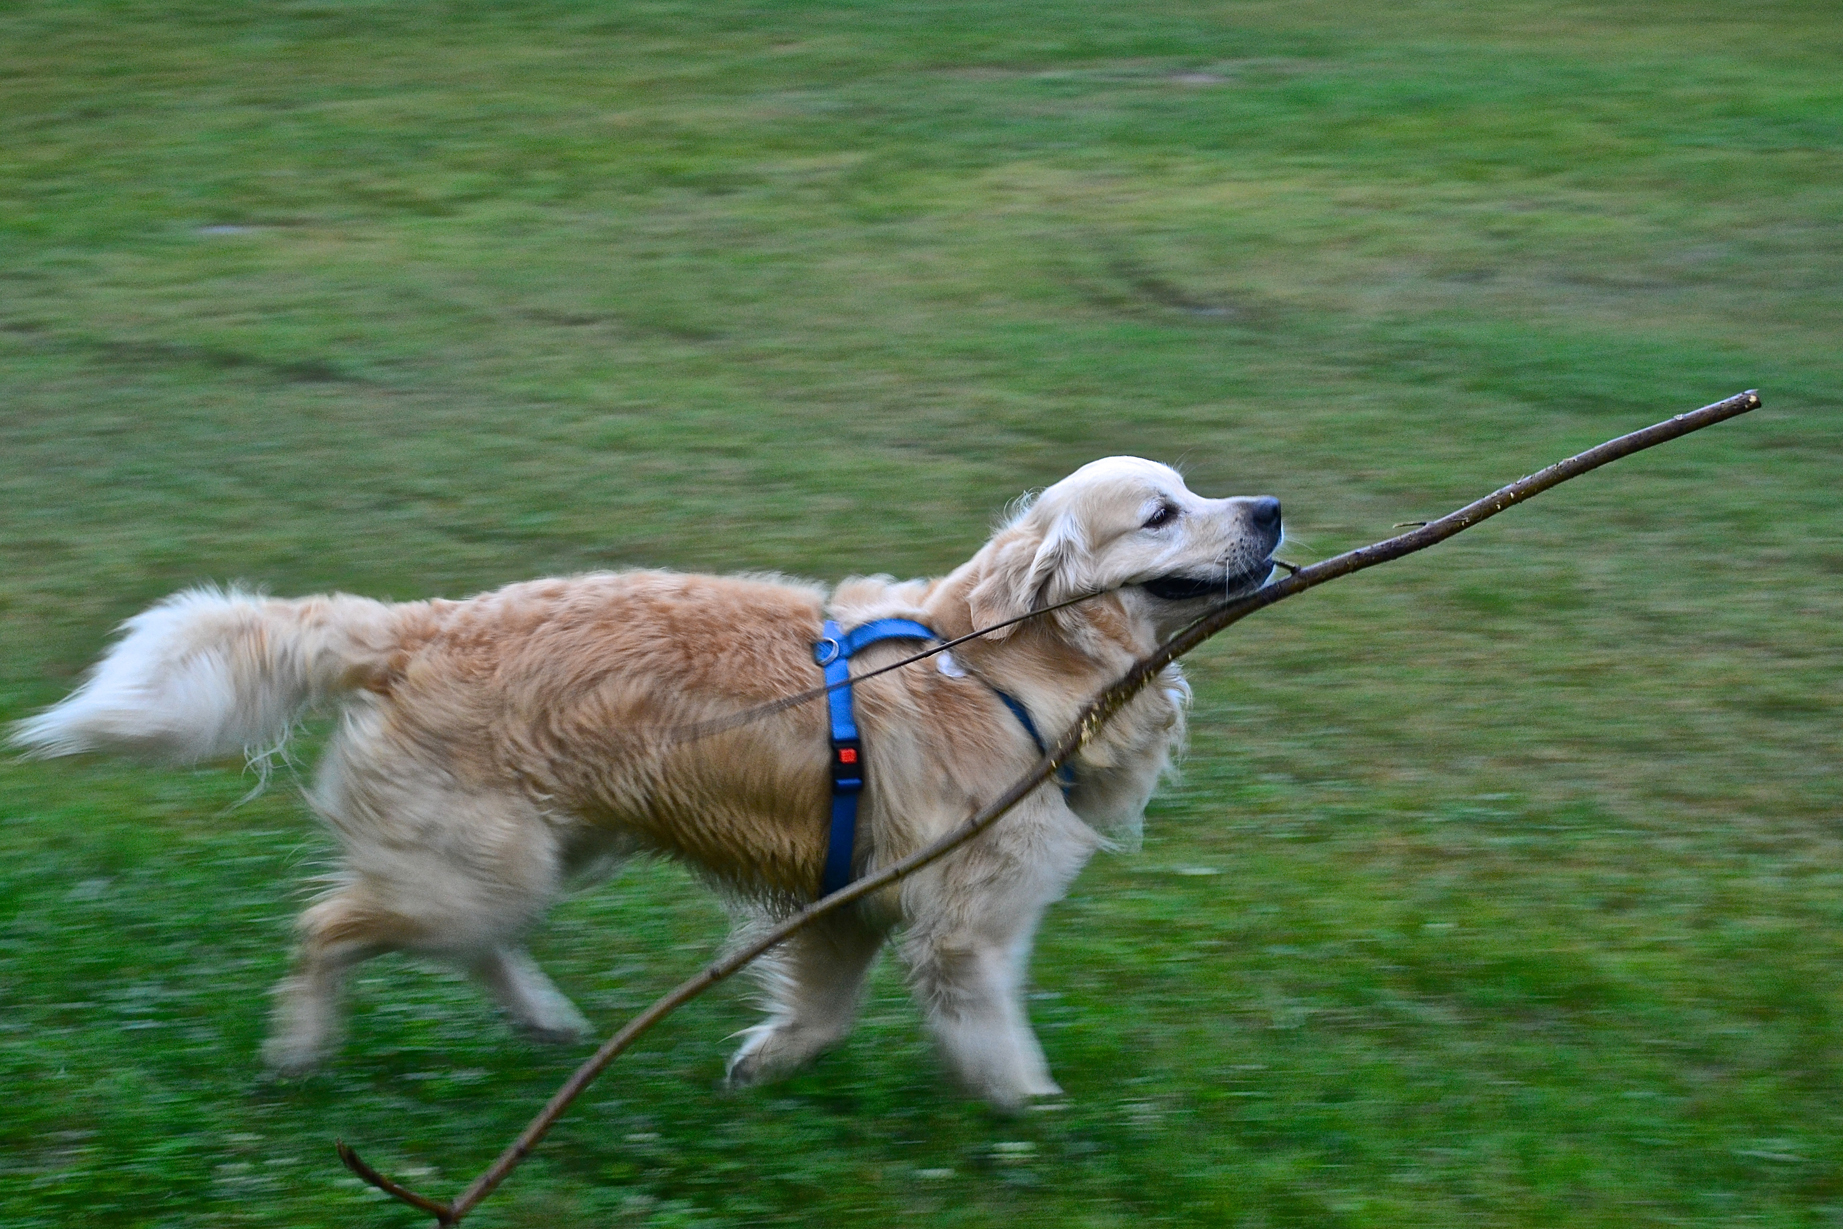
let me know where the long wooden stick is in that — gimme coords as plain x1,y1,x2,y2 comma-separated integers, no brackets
339,390,1762,1224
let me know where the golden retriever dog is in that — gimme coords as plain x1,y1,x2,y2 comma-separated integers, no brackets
14,457,1281,1109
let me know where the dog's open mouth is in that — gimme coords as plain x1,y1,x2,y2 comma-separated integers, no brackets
1141,559,1273,602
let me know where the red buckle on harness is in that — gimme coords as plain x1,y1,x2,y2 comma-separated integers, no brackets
831,738,864,792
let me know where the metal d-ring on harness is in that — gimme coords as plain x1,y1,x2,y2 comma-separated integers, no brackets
814,617,1077,896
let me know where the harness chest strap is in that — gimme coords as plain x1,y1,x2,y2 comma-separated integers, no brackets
812,617,1075,897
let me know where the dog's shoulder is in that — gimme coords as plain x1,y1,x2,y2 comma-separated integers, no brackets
826,574,937,629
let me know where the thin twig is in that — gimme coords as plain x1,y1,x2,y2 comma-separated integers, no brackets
339,390,1761,1224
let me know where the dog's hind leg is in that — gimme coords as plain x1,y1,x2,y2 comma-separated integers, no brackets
265,883,588,1071
725,911,885,1087
469,944,590,1044
264,886,414,1073
466,827,642,1043
266,867,589,1070
267,737,590,1069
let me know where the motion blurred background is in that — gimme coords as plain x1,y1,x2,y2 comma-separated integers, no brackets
2,1,1839,1225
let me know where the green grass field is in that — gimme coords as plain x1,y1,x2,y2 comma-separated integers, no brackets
3,1,1840,1225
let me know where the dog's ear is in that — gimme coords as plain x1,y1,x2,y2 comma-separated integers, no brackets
967,510,1090,638
966,533,1033,638
1021,510,1088,609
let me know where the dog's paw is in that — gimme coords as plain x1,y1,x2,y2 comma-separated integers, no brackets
723,1033,778,1089
724,1020,830,1088
261,1033,328,1076
501,972,593,1046
1005,1088,1069,1117
516,1016,592,1046
963,1068,1065,1115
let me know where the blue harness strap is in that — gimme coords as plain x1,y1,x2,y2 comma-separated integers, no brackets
813,617,1079,897
815,618,936,896
989,689,1079,794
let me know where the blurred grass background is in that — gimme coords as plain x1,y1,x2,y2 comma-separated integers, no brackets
2,1,1839,1225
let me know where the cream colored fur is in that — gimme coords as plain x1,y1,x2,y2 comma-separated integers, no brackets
14,456,1279,1109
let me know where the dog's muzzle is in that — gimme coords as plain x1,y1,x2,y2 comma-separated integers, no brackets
1141,496,1283,602
1142,496,1283,601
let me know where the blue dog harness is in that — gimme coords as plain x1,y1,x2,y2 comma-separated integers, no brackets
813,617,1077,896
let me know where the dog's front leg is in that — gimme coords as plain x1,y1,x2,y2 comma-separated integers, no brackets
906,927,1062,1111
725,910,885,1087
900,809,1098,1111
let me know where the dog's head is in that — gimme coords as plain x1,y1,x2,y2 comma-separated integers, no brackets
965,457,1282,645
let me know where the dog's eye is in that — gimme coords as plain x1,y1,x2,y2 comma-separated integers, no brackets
1142,504,1179,530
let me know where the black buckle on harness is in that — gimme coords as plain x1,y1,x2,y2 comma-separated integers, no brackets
830,739,864,793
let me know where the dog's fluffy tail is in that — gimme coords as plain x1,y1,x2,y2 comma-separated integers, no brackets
11,586,409,764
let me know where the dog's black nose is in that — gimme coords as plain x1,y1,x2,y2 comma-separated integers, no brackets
1249,496,1282,537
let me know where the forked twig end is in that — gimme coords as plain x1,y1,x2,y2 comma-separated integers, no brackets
337,1140,457,1225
